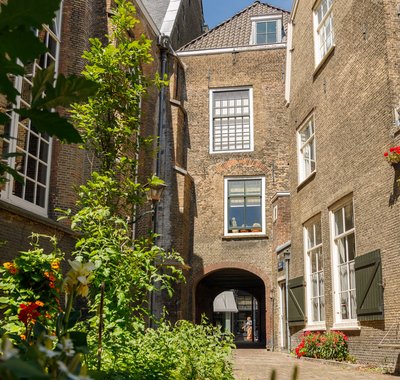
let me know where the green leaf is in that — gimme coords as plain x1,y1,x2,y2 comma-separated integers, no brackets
67,310,81,329
0,358,49,380
31,64,56,107
15,109,82,143
0,112,8,124
69,331,89,354
0,0,60,29
0,73,19,103
33,72,99,109
0,162,24,183
0,28,47,64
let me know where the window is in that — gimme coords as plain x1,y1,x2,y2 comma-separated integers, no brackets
331,200,357,324
313,0,334,65
1,12,62,215
297,116,316,183
251,16,282,45
304,219,325,325
210,88,253,153
224,177,265,235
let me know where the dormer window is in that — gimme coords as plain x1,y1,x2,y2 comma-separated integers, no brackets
251,16,282,45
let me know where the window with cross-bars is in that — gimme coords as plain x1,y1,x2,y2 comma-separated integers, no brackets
1,10,62,215
210,88,253,153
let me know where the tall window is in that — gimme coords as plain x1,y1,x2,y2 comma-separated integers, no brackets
210,88,253,153
297,116,316,183
251,16,283,45
304,219,325,325
224,177,265,235
1,11,62,215
314,0,334,65
331,200,357,323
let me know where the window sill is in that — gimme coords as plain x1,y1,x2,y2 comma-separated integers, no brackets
332,322,361,331
313,45,335,79
297,171,316,192
304,324,326,332
222,233,268,241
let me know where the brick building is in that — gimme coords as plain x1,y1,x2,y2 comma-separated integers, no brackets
285,0,400,371
178,1,291,347
0,0,203,326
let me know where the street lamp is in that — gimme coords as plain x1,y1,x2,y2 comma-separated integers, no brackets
145,182,167,205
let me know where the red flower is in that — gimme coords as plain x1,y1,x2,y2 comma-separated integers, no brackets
384,152,389,157
18,302,40,325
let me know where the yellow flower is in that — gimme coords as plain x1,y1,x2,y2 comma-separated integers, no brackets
51,261,60,270
3,262,12,269
64,260,95,297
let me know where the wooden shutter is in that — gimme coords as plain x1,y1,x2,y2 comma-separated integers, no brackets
288,276,305,326
355,250,384,321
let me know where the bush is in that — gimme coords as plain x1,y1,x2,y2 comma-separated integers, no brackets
91,319,235,380
295,330,350,361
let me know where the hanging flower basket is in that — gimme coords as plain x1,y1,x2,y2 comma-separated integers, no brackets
384,146,400,165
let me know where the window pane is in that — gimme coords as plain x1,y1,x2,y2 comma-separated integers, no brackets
344,203,353,230
266,21,277,33
315,221,322,245
256,22,267,33
340,292,349,319
245,180,261,194
350,290,357,319
229,181,245,195
339,264,348,291
334,209,344,236
337,237,345,264
312,298,319,321
347,233,355,261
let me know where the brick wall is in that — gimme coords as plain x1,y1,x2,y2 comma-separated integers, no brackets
181,45,289,342
288,0,400,370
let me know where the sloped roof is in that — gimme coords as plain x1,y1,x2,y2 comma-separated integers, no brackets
141,0,170,30
179,1,290,52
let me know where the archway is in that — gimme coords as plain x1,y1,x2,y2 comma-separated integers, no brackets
195,268,267,346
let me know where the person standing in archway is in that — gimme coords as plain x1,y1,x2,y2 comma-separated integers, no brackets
243,316,253,341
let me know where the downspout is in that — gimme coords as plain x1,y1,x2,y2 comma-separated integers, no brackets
284,249,291,353
150,34,169,327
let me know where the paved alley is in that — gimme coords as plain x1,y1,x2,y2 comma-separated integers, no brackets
234,349,393,380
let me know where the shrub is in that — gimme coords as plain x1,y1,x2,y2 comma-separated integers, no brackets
295,330,350,362
91,319,235,380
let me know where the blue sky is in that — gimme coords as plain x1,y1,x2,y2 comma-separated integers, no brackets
202,0,293,29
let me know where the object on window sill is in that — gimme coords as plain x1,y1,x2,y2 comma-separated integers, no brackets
251,223,261,232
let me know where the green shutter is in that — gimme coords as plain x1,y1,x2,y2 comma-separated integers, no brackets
288,276,305,326
355,250,384,321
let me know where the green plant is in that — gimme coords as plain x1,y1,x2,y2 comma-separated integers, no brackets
294,330,351,362
90,319,235,380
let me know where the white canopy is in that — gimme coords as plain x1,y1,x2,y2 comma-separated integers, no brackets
213,291,238,313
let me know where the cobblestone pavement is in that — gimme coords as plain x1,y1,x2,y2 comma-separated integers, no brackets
234,349,393,380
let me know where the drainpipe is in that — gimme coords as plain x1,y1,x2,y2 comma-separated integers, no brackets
150,34,169,327
284,249,291,353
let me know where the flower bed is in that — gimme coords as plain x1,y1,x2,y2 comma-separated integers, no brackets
294,331,351,362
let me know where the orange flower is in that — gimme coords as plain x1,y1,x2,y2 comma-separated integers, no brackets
45,312,52,319
35,300,44,307
20,334,26,340
51,262,60,270
44,271,50,278
49,282,55,289
9,267,18,274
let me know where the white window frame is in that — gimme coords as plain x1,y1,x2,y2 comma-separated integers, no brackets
297,115,316,184
1,9,63,216
224,176,265,236
330,198,359,329
313,0,334,66
250,15,283,45
304,217,325,329
209,87,254,154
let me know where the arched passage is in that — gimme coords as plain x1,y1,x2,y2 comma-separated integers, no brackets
195,267,268,346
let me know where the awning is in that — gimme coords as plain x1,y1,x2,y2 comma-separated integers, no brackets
213,291,238,313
